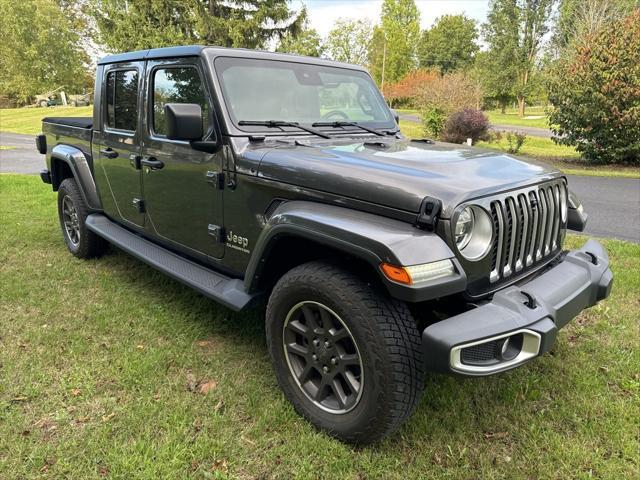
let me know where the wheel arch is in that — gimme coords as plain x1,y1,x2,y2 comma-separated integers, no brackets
245,201,462,300
50,145,102,211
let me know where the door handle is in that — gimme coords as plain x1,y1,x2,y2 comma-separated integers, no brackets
100,148,118,159
140,157,164,170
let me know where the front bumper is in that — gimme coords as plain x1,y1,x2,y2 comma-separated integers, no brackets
422,239,613,376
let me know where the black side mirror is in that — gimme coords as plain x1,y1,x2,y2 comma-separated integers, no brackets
165,103,203,141
390,108,400,125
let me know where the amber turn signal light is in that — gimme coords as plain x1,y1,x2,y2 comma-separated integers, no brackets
380,263,412,285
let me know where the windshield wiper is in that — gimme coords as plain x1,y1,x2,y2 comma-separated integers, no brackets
238,120,330,139
311,121,386,137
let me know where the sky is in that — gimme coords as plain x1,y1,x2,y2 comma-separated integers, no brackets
301,0,491,37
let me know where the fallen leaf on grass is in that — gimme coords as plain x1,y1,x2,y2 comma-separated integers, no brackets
101,413,115,422
97,465,109,477
484,431,510,440
214,399,224,413
198,380,218,395
75,416,91,425
71,388,81,397
10,396,28,403
211,459,229,474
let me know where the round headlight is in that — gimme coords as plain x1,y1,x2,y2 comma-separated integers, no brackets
455,207,474,250
454,206,493,261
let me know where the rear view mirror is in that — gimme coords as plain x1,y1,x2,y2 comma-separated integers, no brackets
165,103,203,141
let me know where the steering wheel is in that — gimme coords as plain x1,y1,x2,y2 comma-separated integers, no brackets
321,110,349,120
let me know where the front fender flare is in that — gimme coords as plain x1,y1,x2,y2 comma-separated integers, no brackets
245,201,466,301
50,144,101,210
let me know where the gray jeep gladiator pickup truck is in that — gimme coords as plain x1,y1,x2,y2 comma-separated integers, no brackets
37,45,613,444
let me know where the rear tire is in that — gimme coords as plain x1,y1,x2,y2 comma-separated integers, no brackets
57,178,106,258
266,261,425,444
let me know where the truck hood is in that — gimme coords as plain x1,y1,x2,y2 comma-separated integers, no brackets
255,138,561,218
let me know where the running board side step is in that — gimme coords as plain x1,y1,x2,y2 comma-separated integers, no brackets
85,214,257,311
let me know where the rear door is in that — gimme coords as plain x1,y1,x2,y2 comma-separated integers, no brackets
140,57,225,258
96,62,144,227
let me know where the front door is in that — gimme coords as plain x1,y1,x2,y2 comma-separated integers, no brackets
140,58,225,259
97,62,144,227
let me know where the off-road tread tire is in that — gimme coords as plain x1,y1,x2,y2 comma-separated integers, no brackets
266,261,425,444
58,178,106,259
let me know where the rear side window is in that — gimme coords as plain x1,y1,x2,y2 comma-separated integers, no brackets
152,67,209,137
105,70,138,132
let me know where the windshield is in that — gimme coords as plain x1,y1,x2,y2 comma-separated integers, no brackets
214,57,395,131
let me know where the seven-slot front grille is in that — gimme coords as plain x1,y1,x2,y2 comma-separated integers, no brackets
489,181,566,283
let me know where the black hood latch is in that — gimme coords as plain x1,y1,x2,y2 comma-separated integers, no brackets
416,196,442,231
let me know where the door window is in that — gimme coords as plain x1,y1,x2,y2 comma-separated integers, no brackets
105,70,139,131
152,67,209,137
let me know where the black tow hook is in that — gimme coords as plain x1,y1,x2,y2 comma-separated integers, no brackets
521,291,537,309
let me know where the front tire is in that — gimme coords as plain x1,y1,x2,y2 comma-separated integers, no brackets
57,178,106,258
266,261,425,444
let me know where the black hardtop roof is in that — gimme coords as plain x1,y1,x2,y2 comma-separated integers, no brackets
97,45,365,70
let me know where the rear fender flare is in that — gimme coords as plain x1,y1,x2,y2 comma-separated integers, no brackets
244,201,459,294
50,144,101,210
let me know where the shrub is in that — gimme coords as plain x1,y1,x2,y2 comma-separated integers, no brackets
415,71,483,115
547,10,640,164
441,109,490,144
421,105,446,138
506,132,527,154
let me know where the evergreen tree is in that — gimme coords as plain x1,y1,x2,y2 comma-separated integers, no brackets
88,0,306,52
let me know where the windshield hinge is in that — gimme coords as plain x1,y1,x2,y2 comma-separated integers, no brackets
416,196,442,231
206,170,225,190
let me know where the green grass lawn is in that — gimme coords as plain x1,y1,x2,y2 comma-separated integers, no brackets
485,107,550,129
1,174,638,479
0,106,93,135
476,135,581,161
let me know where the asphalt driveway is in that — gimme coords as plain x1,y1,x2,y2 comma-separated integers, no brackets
1,131,638,243
0,131,46,174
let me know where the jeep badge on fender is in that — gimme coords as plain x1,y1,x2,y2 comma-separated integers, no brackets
37,45,612,445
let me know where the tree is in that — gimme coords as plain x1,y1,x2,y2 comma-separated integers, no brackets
0,0,89,104
276,27,323,57
369,0,421,87
384,69,438,106
88,0,306,52
325,19,373,65
482,0,556,116
553,0,637,52
548,10,640,164
418,15,479,74
472,51,516,113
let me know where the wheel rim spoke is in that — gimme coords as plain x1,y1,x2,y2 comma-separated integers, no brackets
331,378,348,409
282,301,364,414
286,319,308,338
342,370,360,395
301,304,320,332
286,342,308,358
